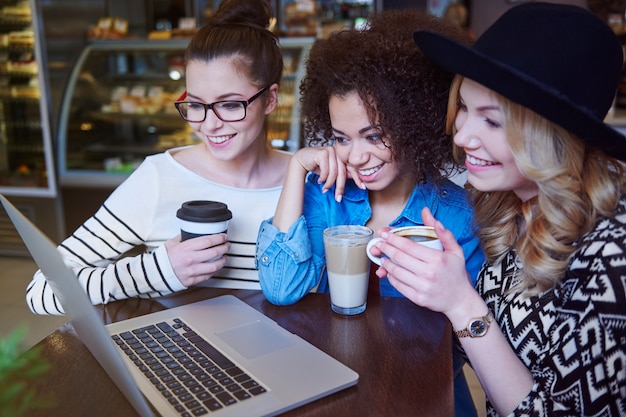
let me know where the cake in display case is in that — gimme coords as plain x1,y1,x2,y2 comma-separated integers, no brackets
57,37,314,187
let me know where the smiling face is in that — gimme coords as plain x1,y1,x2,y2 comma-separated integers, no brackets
328,92,399,191
184,57,277,161
453,79,538,202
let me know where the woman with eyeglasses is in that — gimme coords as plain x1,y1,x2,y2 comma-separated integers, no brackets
26,0,290,315
256,10,485,416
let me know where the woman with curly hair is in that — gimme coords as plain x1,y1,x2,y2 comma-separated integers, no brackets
256,9,484,416
379,3,626,415
257,8,481,302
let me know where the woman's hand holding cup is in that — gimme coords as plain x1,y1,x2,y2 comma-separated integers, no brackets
168,200,233,287
371,208,476,316
366,225,443,266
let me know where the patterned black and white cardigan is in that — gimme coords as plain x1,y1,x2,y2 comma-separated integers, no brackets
477,200,626,416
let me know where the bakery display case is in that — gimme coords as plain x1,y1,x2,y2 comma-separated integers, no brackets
0,0,63,254
57,36,314,188
0,0,56,197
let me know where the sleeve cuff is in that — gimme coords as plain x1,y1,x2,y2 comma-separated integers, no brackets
154,245,188,292
257,217,313,265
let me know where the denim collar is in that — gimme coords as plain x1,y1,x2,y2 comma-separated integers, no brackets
341,179,440,226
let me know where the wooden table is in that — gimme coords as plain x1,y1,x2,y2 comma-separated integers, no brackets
26,288,453,416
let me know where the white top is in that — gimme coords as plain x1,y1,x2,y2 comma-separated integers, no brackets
26,148,282,315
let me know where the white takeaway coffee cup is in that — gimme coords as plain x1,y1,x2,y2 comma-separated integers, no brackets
176,200,232,241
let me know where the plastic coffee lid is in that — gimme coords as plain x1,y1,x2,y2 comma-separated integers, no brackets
176,200,232,222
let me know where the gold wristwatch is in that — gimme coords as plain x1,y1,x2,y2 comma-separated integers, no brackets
455,311,494,338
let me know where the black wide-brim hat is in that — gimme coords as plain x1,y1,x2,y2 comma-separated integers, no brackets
414,2,626,161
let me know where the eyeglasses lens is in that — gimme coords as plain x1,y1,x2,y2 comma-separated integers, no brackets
177,101,246,123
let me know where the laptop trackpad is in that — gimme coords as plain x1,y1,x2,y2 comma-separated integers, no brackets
217,321,294,359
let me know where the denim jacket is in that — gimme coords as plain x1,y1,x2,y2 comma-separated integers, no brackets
256,173,485,305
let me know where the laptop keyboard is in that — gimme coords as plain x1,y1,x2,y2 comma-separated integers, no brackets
111,318,267,416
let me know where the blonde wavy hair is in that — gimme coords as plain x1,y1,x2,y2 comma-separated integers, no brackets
447,76,626,294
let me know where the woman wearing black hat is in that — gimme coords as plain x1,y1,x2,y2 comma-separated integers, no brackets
369,2,626,415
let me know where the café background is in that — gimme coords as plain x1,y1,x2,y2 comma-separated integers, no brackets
0,2,604,416
1,0,591,248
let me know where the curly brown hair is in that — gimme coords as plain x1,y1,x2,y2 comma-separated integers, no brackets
300,9,472,181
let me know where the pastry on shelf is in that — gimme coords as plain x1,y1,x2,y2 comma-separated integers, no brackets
2,5,31,17
1,5,31,24
7,30,34,47
11,85,39,99
7,60,37,75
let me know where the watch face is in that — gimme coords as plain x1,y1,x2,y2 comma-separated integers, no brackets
469,319,487,337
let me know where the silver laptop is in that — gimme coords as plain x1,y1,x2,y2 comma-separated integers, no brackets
1,194,358,417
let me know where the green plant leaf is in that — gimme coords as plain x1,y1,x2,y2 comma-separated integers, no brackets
0,326,51,416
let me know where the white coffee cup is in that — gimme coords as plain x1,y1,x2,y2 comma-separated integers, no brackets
366,226,442,266
176,200,232,241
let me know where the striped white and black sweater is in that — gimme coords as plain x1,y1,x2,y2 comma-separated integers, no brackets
26,148,282,315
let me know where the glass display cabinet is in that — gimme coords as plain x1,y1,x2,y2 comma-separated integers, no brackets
0,0,56,196
57,37,314,188
0,0,63,254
